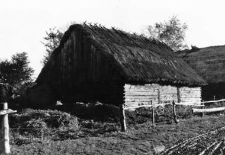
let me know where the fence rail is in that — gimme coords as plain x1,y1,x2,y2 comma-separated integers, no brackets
193,107,225,113
122,98,225,131
201,99,225,104
193,98,225,114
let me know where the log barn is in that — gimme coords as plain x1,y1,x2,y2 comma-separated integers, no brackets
178,45,225,101
33,24,206,108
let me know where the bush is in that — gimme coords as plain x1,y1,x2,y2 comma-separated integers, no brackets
23,118,47,136
9,109,79,136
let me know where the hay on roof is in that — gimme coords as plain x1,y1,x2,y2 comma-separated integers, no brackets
37,23,206,86
177,45,225,84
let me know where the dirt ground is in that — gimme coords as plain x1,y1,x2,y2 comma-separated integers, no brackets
8,115,225,155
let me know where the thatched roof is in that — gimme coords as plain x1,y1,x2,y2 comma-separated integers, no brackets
37,24,206,86
177,45,225,84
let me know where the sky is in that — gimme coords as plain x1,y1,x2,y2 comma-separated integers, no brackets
0,0,225,78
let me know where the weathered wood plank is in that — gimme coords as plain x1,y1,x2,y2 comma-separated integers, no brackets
160,93,176,95
125,96,157,100
125,99,155,102
0,102,10,154
180,90,201,93
193,107,225,113
0,109,17,115
183,95,201,97
180,88,201,90
124,97,157,101
161,94,177,97
120,104,126,132
124,103,166,110
175,102,202,106
125,84,159,88
161,97,178,100
125,89,157,92
181,98,202,100
125,101,152,106
181,98,201,101
124,92,158,95
172,101,179,123
201,99,225,104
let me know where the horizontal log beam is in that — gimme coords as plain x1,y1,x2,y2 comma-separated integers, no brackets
125,102,152,106
0,109,17,115
125,99,155,102
125,96,157,99
175,102,203,106
124,103,166,110
124,89,156,92
125,102,203,110
193,107,225,113
124,93,158,96
201,99,225,104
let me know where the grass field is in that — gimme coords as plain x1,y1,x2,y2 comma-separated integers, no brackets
5,104,225,155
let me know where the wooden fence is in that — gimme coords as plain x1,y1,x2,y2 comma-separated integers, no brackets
193,99,225,114
120,99,225,131
120,101,196,131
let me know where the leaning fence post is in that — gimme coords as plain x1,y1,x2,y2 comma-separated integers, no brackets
120,103,126,132
172,101,179,124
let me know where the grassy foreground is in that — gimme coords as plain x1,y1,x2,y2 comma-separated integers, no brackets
7,109,225,155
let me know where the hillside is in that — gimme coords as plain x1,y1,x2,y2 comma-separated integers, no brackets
177,45,225,84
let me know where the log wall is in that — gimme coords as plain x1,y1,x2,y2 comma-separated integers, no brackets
124,84,158,109
124,84,201,109
179,87,201,104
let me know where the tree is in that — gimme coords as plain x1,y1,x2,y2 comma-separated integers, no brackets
0,52,34,94
41,27,64,65
148,16,188,51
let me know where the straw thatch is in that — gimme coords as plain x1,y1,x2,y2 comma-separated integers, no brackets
177,45,225,84
37,24,205,86
177,45,225,100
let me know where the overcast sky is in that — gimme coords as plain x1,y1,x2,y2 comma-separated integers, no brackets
1,0,225,78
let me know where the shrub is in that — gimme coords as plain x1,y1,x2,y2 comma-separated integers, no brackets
22,118,47,136
9,109,79,136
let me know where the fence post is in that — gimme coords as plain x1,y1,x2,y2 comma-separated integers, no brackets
120,103,126,132
0,83,16,154
177,87,181,103
152,104,155,127
0,83,10,154
41,129,44,141
0,102,10,154
202,101,205,117
172,101,179,124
